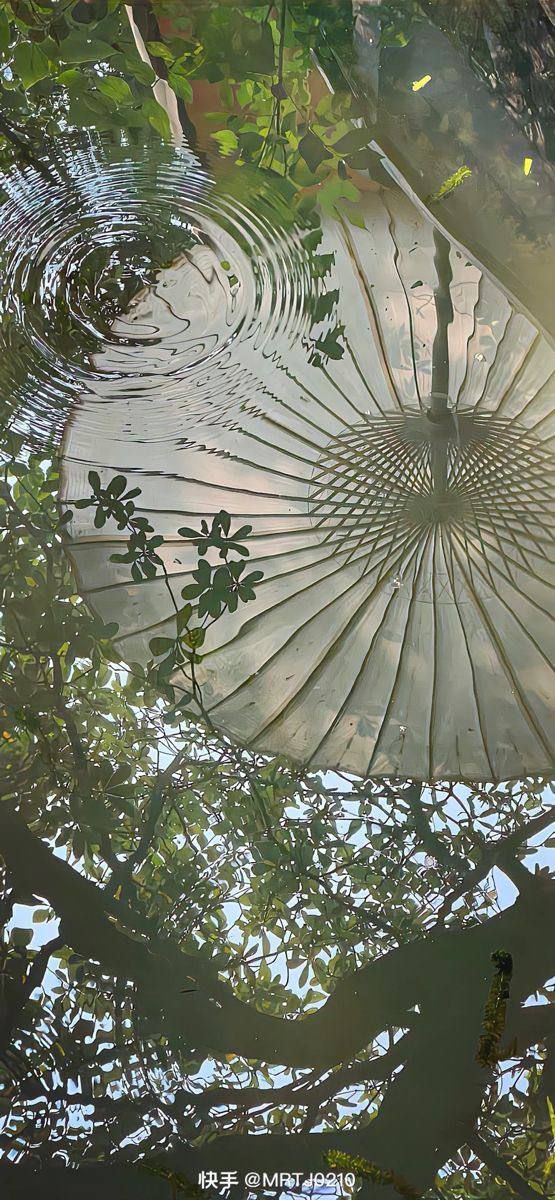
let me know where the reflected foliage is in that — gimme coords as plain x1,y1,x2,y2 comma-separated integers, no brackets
0,451,554,1197
417,0,555,162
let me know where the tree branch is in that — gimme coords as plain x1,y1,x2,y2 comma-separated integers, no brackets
105,746,188,897
501,1000,555,1057
467,1131,542,1200
188,1038,408,1114
0,936,63,1054
435,807,555,923
1,806,554,1077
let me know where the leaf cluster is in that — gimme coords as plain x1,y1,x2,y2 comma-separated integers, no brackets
73,470,163,581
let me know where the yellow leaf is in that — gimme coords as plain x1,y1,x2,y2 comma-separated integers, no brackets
2,731,13,741
412,74,432,92
523,157,533,176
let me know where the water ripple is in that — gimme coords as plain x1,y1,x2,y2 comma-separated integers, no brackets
0,135,314,448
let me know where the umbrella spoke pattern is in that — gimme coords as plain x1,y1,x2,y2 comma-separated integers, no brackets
62,185,554,783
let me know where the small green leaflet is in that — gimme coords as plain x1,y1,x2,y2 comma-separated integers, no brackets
14,43,49,90
167,69,193,103
143,97,172,142
97,76,135,106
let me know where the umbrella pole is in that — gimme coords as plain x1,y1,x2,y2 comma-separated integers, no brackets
429,229,454,499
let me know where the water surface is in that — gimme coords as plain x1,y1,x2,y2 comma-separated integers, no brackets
0,3,554,1198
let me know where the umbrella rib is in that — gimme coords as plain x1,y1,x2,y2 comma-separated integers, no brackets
384,197,424,411
454,440,554,565
278,360,369,425
454,269,485,412
337,214,405,413
478,327,540,417
304,540,430,769
448,537,554,758
208,528,426,731
319,361,376,418
465,288,514,413
344,341,390,417
428,533,441,780
451,523,553,632
365,531,433,778
367,535,432,777
501,367,555,433
439,525,496,780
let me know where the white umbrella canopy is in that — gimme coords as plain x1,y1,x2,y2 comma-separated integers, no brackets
61,185,555,784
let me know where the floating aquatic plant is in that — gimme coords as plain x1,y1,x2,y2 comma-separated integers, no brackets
426,165,472,205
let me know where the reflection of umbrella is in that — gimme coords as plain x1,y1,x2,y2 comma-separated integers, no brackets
62,187,555,783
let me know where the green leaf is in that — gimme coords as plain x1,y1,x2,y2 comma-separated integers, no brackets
145,41,175,65
426,165,472,206
32,908,51,923
184,627,205,649
236,79,253,107
167,69,193,103
333,127,372,156
108,474,127,497
0,10,10,56
176,605,193,634
252,21,275,76
239,130,263,156
14,42,49,90
298,131,332,173
149,637,176,657
56,67,81,86
101,621,119,639
11,927,32,947
547,1097,555,1140
157,652,176,677
143,97,172,141
124,55,156,87
97,76,135,106
319,176,361,220
210,128,238,157
58,34,117,64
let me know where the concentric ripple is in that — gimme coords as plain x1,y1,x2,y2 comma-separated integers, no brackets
0,135,314,448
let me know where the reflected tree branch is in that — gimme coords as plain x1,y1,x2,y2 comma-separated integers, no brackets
467,1131,541,1200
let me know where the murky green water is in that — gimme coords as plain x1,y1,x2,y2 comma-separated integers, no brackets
0,3,554,1198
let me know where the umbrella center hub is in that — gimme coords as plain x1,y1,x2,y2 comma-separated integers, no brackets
309,412,553,572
